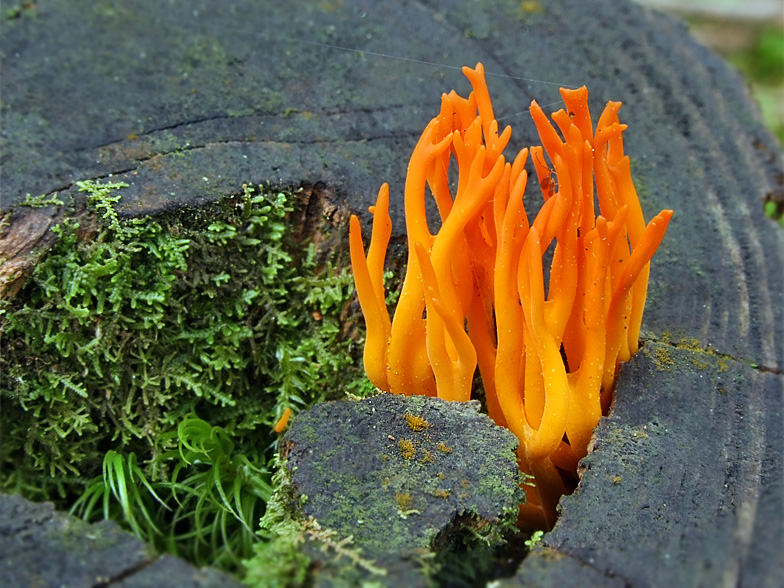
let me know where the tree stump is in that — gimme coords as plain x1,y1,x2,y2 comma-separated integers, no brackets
1,0,781,585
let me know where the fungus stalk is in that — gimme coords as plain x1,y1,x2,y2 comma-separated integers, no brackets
350,63,672,531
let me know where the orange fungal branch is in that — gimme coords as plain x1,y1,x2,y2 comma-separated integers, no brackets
349,63,672,531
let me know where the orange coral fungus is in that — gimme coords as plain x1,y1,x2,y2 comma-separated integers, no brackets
273,407,291,433
349,63,672,531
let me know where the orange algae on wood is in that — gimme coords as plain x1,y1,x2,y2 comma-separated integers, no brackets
350,62,672,530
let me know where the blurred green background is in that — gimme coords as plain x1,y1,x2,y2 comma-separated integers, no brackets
636,0,784,145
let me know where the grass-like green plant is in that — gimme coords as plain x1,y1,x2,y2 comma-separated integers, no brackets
71,449,169,540
71,416,272,570
0,179,371,573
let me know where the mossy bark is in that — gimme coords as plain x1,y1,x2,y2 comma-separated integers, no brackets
279,394,523,585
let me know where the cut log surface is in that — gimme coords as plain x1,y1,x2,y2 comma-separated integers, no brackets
280,394,523,586
506,343,784,587
1,0,782,586
0,493,244,588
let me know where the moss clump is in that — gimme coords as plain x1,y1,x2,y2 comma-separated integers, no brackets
0,180,370,572
243,457,312,588
437,441,453,454
404,413,430,432
20,192,65,208
651,345,675,371
394,491,414,512
244,453,387,587
398,439,415,460
653,333,733,374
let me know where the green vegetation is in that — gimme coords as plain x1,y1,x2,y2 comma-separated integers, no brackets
728,26,784,97
764,198,784,229
20,192,65,208
70,416,272,569
686,13,784,146
0,180,370,575
244,452,387,588
686,17,784,227
524,530,544,549
244,459,312,588
736,27,784,227
732,27,784,227
721,24,784,227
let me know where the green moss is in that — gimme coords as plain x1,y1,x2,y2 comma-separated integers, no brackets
20,192,65,208
0,180,370,573
764,195,784,229
404,413,430,432
245,453,387,587
3,1,38,22
650,345,675,371
436,442,452,454
523,530,544,550
398,439,415,460
243,458,312,588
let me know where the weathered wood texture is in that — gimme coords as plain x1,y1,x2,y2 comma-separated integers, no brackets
281,394,522,586
507,343,784,587
0,493,243,588
1,0,782,585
